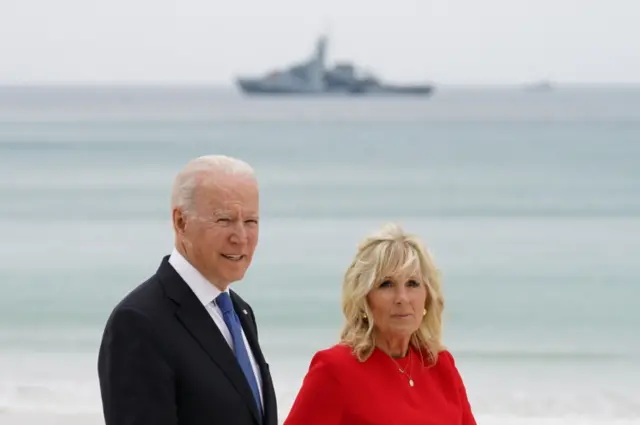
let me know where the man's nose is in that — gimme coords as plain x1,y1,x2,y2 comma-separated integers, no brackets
229,221,248,244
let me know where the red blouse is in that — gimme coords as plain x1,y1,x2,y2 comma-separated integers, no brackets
283,344,476,425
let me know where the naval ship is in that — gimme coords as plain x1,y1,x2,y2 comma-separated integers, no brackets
235,36,434,96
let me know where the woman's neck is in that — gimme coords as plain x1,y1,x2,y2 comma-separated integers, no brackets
375,335,411,358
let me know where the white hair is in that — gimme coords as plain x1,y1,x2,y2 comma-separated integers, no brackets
170,155,256,214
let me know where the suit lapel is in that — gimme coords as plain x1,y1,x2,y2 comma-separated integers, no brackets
233,293,275,425
233,293,267,366
158,258,262,424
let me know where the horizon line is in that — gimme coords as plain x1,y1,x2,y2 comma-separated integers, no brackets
1,82,640,89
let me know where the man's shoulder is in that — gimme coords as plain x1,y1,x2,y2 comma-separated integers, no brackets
116,274,163,308
105,265,169,326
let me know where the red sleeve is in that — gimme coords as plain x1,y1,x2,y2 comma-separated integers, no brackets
283,350,344,425
441,350,477,425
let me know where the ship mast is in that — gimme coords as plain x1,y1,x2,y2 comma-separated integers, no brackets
308,36,327,92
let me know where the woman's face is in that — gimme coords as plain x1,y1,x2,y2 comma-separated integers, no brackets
366,268,427,342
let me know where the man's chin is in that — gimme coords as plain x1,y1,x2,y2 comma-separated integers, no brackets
220,269,248,284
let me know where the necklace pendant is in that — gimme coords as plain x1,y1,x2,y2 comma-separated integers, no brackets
409,378,414,387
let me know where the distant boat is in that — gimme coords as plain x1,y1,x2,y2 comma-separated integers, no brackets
523,80,554,92
235,36,435,97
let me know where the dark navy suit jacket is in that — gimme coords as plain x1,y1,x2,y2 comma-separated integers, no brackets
97,256,278,425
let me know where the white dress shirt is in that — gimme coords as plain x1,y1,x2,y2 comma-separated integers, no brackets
168,248,264,408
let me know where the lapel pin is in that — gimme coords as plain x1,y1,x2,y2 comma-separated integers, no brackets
242,309,248,315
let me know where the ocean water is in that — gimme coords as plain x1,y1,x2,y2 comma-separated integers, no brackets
0,86,639,425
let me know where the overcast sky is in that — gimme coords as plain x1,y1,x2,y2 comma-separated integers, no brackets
0,0,637,85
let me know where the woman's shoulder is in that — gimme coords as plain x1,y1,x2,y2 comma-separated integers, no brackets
436,348,453,361
308,344,462,372
311,343,357,363
434,348,456,366
306,343,361,371
432,348,465,378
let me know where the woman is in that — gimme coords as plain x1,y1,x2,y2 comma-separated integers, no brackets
283,223,476,425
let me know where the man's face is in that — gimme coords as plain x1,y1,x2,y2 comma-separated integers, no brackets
173,173,260,289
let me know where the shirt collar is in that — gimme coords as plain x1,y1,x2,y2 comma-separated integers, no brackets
168,247,228,306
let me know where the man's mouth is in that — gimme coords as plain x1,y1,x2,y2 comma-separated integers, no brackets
221,254,245,261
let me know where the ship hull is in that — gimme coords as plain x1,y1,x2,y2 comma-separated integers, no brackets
236,79,434,97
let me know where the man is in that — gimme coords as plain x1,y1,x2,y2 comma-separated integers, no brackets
97,155,277,425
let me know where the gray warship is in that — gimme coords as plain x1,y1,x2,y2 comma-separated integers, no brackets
235,36,434,96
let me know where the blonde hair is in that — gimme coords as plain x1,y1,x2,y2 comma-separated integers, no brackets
339,223,445,364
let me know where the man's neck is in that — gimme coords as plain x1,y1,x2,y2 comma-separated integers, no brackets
172,245,229,292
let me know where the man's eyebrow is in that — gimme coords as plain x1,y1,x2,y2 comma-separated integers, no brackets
210,210,260,218
210,209,230,216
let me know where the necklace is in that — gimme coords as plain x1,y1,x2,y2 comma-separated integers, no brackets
389,352,414,387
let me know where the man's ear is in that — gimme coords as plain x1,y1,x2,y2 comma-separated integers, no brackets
172,208,187,235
